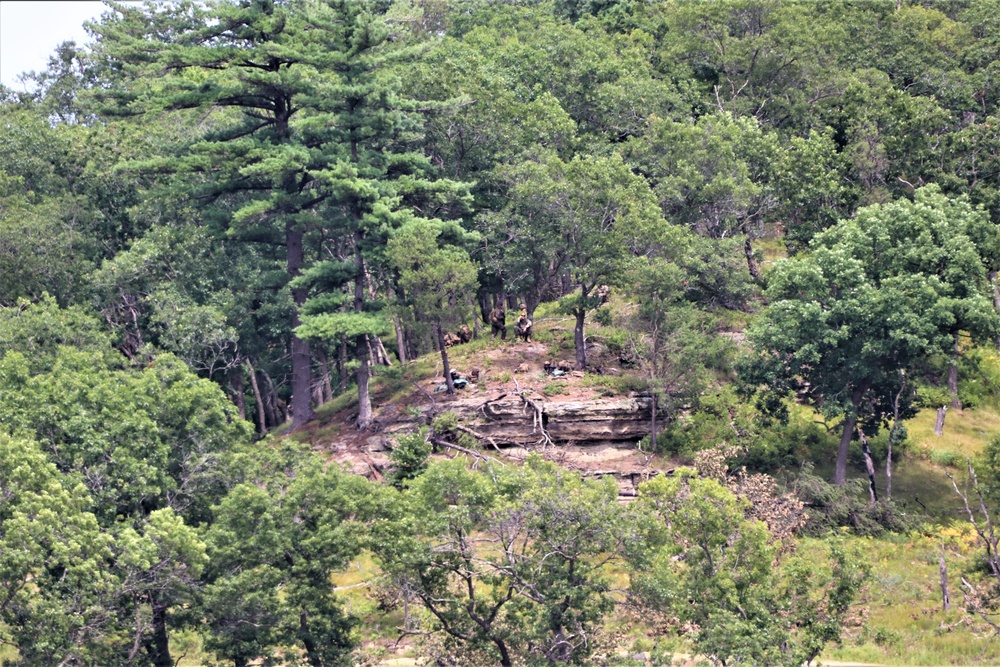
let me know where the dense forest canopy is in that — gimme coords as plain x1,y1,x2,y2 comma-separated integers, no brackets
6,0,1000,665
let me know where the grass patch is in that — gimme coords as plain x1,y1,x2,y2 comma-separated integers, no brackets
907,406,1000,462
584,373,647,397
814,530,1000,666
543,381,568,397
315,384,359,417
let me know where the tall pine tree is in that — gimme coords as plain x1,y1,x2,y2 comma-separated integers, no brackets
94,0,465,429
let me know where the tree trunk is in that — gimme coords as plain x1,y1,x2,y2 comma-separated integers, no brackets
939,551,951,611
405,323,416,361
649,392,657,452
261,371,281,430
561,272,572,296
146,595,172,667
373,335,392,367
833,384,866,486
356,339,372,429
318,348,333,403
394,314,408,364
858,426,878,503
887,373,905,501
437,321,455,394
355,238,373,429
494,638,513,667
246,360,267,435
744,235,762,283
524,293,541,322
885,437,893,500
299,612,323,667
287,223,314,430
230,370,245,420
948,332,961,409
833,416,856,486
990,271,1000,350
574,306,587,371
935,406,947,436
339,336,348,394
479,292,492,326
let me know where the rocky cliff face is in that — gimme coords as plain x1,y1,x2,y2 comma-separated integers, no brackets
378,392,653,448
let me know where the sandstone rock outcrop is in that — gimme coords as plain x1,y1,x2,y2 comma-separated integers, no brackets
381,392,653,448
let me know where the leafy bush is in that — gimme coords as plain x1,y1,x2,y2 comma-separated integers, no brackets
585,373,647,397
959,346,1000,410
593,327,630,356
432,411,459,433
542,381,567,397
388,428,431,486
929,449,961,468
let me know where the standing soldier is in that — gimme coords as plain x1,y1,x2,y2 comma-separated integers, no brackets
489,306,507,340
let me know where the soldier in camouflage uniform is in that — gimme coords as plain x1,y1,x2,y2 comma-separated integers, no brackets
489,306,507,340
514,304,532,342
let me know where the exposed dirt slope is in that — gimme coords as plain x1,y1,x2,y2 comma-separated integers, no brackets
295,324,676,493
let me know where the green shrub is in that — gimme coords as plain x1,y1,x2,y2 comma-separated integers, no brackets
592,307,613,327
915,382,950,410
543,381,567,397
533,328,555,345
959,346,1000,410
585,373,647,397
432,411,459,433
388,428,432,486
930,449,962,468
597,327,630,356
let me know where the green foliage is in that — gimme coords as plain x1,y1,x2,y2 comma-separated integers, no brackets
957,345,1000,410
374,456,631,665
586,372,648,397
11,0,1000,662
744,186,997,484
431,410,460,434
632,471,870,666
0,433,116,665
387,220,479,335
590,325,630,356
388,428,432,486
202,455,376,666
0,296,116,373
592,306,613,327
543,380,568,397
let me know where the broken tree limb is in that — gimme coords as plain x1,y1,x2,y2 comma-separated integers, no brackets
480,393,509,420
453,423,504,454
412,381,437,411
516,391,552,448
430,436,504,466
857,426,879,503
939,549,950,611
360,453,384,482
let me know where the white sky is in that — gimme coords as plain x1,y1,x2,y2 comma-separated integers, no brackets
0,1,109,90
